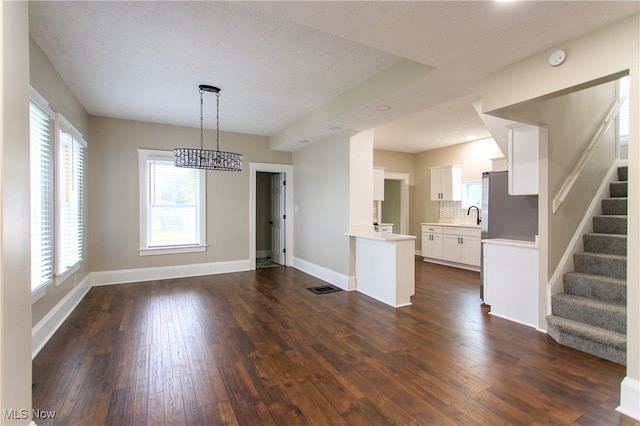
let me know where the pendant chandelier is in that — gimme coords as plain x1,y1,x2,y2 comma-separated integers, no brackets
174,85,243,171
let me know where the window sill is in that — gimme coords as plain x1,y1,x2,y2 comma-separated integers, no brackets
55,262,80,286
139,244,208,256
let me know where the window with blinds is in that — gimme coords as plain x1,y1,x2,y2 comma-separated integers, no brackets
30,100,55,292
56,122,86,275
138,149,206,255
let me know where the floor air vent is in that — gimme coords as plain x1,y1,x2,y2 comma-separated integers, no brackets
307,285,342,295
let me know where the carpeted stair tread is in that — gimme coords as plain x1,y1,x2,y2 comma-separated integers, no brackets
551,293,626,334
618,165,628,182
583,233,627,256
601,197,627,215
609,181,627,198
592,215,627,234
573,252,626,280
563,272,627,304
548,164,627,365
546,315,626,365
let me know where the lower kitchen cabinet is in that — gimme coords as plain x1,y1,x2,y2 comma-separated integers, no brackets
422,223,481,269
443,228,481,266
422,225,443,259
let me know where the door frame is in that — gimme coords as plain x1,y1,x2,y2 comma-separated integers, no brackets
383,172,410,235
249,162,294,270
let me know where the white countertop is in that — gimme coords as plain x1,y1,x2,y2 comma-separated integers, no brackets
346,232,416,242
421,222,481,229
482,238,538,248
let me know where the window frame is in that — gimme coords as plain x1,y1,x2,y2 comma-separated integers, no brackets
138,149,207,256
54,113,87,284
30,88,55,296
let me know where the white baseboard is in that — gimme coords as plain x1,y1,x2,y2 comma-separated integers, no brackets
91,259,251,286
617,376,640,421
32,274,92,359
422,257,480,272
291,257,352,290
488,311,537,329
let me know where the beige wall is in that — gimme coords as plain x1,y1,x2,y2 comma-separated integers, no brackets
374,149,415,236
509,81,617,277
29,37,92,326
1,1,32,422
30,37,89,136
293,132,351,275
88,116,291,272
413,138,503,248
483,14,639,392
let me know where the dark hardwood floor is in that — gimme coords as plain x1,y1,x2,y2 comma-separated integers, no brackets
32,259,637,425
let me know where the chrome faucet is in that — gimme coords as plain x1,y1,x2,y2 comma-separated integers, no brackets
467,205,481,225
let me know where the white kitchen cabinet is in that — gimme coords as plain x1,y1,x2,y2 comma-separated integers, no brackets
421,225,443,259
430,165,462,201
507,124,539,195
442,227,481,267
373,168,385,201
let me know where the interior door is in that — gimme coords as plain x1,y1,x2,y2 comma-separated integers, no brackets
270,173,286,265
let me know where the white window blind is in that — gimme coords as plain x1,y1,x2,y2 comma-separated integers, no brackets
30,100,55,292
138,149,206,255
56,116,86,275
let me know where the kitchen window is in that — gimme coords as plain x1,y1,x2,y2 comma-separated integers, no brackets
138,149,207,255
462,181,482,209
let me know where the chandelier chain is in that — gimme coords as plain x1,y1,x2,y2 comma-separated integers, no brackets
216,91,220,152
200,88,204,151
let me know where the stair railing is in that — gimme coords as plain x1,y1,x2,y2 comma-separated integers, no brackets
552,95,627,214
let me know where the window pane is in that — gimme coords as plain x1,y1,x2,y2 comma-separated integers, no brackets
146,159,201,247
57,130,84,274
462,181,482,208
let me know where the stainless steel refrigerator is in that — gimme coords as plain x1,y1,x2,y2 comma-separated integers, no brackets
480,171,538,300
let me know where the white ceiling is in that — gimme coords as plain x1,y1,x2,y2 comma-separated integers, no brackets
29,1,639,153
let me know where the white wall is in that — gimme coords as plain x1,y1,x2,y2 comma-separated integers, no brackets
349,129,375,232
1,1,33,422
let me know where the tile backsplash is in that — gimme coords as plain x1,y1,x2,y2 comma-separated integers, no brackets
439,201,480,224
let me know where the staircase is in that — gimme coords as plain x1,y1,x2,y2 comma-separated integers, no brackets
547,165,627,365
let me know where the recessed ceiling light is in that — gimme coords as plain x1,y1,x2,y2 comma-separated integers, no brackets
329,126,342,131
376,105,391,111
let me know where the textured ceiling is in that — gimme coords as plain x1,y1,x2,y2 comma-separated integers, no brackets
29,1,639,153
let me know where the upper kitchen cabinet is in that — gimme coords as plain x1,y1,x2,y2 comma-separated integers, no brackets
430,165,462,201
507,124,539,195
